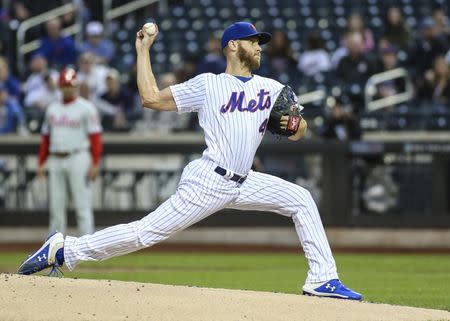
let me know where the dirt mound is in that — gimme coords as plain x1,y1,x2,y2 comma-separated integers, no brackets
0,273,448,321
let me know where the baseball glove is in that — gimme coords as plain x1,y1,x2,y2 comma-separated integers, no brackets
267,85,303,136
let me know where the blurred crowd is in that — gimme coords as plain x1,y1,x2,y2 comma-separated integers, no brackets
0,1,449,138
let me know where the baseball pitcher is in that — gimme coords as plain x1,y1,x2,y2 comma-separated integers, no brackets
19,22,361,300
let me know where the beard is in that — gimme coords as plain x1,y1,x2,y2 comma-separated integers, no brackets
237,45,260,70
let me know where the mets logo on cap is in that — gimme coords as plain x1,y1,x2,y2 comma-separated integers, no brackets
251,24,257,31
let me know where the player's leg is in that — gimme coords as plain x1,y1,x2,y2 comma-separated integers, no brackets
62,159,239,270
67,151,94,235
228,170,361,300
19,159,238,274
48,157,68,235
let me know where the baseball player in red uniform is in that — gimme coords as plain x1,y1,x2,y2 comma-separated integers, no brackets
36,68,103,236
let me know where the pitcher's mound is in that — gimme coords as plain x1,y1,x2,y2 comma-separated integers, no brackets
1,273,449,321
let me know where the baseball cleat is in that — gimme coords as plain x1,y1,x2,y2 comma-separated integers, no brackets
18,231,65,276
302,279,362,300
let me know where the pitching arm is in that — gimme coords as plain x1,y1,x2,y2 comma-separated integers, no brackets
135,26,177,111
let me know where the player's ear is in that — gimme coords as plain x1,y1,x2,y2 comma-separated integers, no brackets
228,40,239,52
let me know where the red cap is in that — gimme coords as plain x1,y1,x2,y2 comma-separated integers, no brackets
58,68,78,87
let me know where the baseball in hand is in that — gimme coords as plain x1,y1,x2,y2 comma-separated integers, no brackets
143,22,157,36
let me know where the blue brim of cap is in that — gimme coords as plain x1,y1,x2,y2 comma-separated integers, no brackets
241,32,272,45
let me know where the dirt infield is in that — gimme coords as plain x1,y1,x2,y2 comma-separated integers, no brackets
1,274,449,321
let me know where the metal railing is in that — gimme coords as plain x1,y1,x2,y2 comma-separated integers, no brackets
15,0,160,76
16,3,83,76
364,68,414,112
103,0,159,37
297,89,327,106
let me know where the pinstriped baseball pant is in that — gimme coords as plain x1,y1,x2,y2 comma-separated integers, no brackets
64,157,338,283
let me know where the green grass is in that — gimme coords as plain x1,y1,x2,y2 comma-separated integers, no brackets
3,252,450,311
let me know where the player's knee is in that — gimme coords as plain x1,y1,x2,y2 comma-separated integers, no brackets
292,185,314,205
292,184,310,197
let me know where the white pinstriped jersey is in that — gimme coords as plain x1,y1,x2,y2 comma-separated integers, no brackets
41,97,102,153
64,75,339,285
170,73,284,175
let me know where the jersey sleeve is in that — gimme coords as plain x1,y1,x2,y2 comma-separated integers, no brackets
86,103,102,134
169,74,207,113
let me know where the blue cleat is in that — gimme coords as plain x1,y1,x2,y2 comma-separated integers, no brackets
302,279,362,300
18,231,65,276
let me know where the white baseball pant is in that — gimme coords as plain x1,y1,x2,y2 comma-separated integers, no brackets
48,151,94,236
64,157,338,283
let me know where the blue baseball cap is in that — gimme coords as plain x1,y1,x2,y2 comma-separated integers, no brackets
221,22,272,49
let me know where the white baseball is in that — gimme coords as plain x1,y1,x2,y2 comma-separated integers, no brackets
143,22,157,36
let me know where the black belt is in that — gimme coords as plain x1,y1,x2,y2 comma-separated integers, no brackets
50,149,86,158
214,166,247,184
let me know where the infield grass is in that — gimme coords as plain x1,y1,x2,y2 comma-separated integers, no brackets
2,252,449,311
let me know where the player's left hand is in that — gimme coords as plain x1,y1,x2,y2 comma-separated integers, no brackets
87,164,100,181
288,118,307,141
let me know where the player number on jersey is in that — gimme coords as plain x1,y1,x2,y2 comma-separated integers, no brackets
259,118,268,135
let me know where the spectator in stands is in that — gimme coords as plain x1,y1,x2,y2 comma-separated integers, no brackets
411,17,449,81
345,12,375,52
78,21,115,65
124,62,145,119
74,0,94,25
77,52,109,99
0,56,20,100
23,68,61,133
60,7,76,29
0,7,9,58
97,68,136,131
157,72,176,88
8,1,41,43
374,46,405,101
335,32,377,109
297,31,331,76
382,6,414,52
10,2,29,21
0,85,26,134
432,6,450,43
320,95,361,141
78,82,91,100
23,54,50,103
377,36,393,51
174,55,198,83
36,18,77,69
134,71,191,133
24,71,61,114
418,55,450,105
194,36,226,75
264,30,296,74
331,31,351,69
377,45,400,72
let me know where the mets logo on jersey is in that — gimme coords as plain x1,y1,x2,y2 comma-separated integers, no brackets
220,90,271,113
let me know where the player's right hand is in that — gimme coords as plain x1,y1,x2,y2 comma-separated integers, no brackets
36,165,46,180
288,118,307,141
87,164,100,181
135,25,159,52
